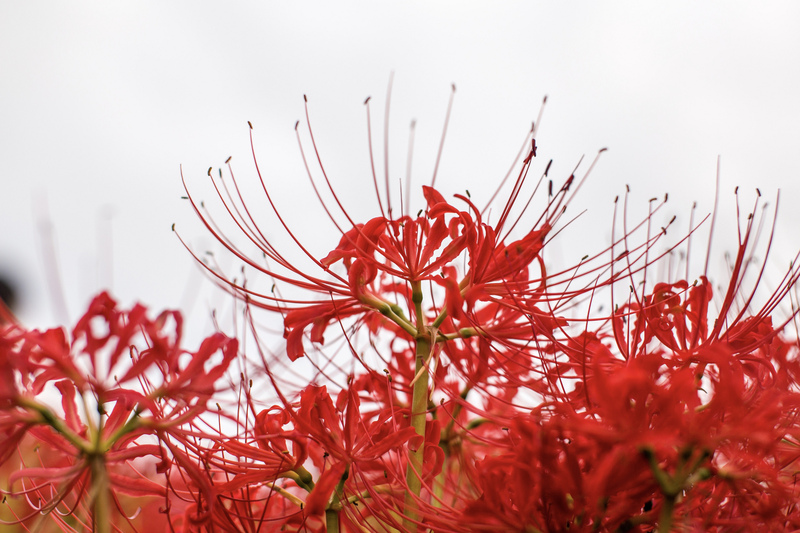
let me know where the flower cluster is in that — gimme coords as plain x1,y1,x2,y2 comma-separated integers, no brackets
3,93,800,532
0,292,238,531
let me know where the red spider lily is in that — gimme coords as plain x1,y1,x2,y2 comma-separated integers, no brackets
437,334,800,532
177,92,612,372
177,97,601,531
611,190,800,361
7,89,800,533
459,198,800,532
177,104,630,531
0,291,238,531
293,384,419,516
453,411,658,532
178,380,423,533
178,91,800,533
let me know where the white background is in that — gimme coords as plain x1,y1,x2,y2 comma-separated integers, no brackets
2,2,799,341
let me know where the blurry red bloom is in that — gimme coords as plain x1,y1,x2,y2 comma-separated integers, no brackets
0,291,238,530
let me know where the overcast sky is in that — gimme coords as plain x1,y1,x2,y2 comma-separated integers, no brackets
2,2,799,338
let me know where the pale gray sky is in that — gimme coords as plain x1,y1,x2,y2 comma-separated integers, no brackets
2,2,799,337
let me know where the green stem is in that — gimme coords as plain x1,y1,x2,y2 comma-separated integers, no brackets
89,454,111,533
430,308,449,330
360,294,418,337
657,496,675,533
403,336,430,531
263,483,305,507
325,465,348,533
642,446,710,533
286,465,315,492
438,328,477,341
325,509,340,533
16,398,89,454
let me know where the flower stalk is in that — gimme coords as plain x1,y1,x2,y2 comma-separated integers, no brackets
89,453,111,533
404,334,431,531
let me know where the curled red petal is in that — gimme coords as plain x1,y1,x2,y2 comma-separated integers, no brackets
436,266,464,320
422,185,447,209
304,462,347,516
347,258,377,301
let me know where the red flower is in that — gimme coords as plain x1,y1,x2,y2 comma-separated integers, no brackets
170,93,800,532
0,292,238,529
294,384,418,515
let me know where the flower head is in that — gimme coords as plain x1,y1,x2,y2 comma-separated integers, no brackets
0,291,238,529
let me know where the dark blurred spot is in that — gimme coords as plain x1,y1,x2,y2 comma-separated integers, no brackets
0,275,18,312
